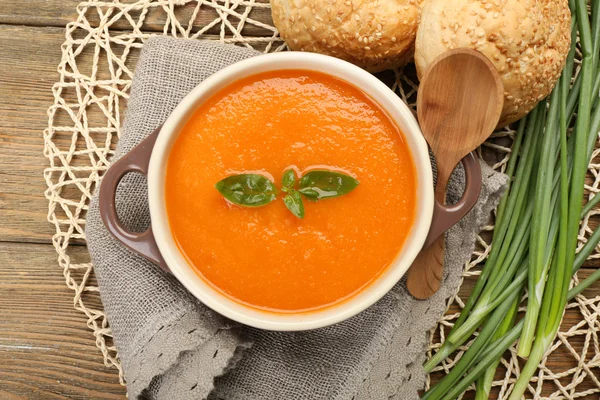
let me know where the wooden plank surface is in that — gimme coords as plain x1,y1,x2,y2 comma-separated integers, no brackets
0,242,126,399
0,6,599,399
0,0,273,36
0,22,126,397
0,25,64,243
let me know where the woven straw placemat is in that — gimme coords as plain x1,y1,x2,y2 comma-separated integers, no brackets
43,1,600,398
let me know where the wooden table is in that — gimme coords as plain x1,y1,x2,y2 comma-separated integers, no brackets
0,1,598,399
1,1,126,397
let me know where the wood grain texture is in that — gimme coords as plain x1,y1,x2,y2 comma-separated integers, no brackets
0,242,126,399
0,0,273,36
0,25,65,244
406,235,445,299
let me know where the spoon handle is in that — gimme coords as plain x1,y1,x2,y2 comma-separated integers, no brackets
406,153,482,299
406,236,445,299
405,181,449,300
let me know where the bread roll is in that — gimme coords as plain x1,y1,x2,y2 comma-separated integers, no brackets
415,0,571,127
271,0,424,72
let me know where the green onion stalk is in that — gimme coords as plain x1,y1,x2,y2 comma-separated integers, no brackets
426,106,550,368
515,7,581,357
421,289,523,400
475,8,582,396
508,0,597,397
424,1,600,397
449,167,600,399
518,86,561,357
423,117,531,372
474,291,521,400
423,223,600,400
425,108,547,371
431,116,529,347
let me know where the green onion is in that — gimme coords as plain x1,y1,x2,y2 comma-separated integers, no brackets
423,290,522,400
425,2,600,398
518,87,560,357
508,1,596,396
474,290,521,400
426,222,600,400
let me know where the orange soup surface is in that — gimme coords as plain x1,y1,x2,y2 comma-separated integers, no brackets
166,70,416,312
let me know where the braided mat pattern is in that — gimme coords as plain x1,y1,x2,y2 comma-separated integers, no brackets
43,1,600,397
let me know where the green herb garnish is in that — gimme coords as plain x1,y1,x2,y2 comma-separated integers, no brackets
283,189,305,219
298,170,360,200
281,168,296,191
215,168,358,218
215,174,277,207
281,169,305,218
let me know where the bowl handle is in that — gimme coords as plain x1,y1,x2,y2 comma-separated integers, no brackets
422,152,482,249
98,126,170,272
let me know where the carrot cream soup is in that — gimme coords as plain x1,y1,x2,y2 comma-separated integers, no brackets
165,70,416,312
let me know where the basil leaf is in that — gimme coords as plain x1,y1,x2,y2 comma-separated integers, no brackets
215,174,277,207
282,169,296,189
283,189,304,218
298,170,359,200
297,188,320,200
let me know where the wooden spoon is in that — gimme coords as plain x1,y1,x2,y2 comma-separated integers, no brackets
406,48,504,300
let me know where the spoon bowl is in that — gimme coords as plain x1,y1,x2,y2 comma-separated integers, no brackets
417,49,504,195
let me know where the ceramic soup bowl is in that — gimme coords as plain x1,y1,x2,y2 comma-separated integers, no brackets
99,52,480,331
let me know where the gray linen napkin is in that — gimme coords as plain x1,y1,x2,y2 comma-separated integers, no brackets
85,36,507,400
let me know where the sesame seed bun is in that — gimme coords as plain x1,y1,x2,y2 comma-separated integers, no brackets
270,0,424,73
415,0,571,127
